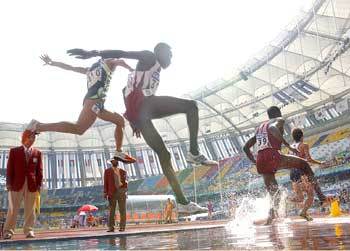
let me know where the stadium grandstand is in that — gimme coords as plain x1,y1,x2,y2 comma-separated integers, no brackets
1,0,350,226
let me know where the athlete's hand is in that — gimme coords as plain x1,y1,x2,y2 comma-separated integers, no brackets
67,48,99,59
40,54,53,65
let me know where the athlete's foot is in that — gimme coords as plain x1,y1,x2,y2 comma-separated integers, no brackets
264,216,276,225
114,151,136,164
26,119,39,133
178,201,208,214
186,152,218,166
299,212,313,221
264,209,277,225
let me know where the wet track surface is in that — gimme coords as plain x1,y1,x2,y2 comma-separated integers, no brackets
1,217,350,249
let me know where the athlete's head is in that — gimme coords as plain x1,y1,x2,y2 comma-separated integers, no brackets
108,157,119,167
292,128,304,143
267,106,282,119
154,42,172,69
21,130,36,148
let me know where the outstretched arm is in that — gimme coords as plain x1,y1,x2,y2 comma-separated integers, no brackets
302,144,322,165
115,59,134,72
40,54,88,74
67,48,150,60
67,49,156,70
243,136,257,164
106,59,134,72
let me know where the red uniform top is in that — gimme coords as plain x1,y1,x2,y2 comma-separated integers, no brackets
104,167,128,198
6,146,43,192
255,120,283,174
255,121,282,152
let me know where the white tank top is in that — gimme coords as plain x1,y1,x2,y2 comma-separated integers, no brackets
124,62,161,98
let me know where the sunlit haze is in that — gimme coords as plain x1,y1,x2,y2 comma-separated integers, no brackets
0,0,312,123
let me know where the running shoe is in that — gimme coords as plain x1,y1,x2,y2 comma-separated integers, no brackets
299,212,313,221
186,152,218,166
26,119,39,133
114,151,136,164
178,201,208,214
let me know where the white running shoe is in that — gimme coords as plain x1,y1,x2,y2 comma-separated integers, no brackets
114,151,136,164
26,119,39,132
186,152,218,166
178,201,208,214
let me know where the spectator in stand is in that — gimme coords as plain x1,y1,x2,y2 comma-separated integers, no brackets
102,214,107,227
164,198,175,223
207,200,214,220
3,130,43,239
340,189,349,210
73,214,79,228
104,157,128,232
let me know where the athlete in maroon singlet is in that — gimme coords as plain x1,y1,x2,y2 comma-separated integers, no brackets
243,106,328,224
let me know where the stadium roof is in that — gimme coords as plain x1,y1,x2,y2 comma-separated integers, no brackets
0,0,350,150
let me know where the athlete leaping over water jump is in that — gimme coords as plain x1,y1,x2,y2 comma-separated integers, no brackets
243,106,329,224
66,43,217,213
27,54,136,163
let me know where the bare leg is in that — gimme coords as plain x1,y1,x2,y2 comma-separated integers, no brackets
292,182,304,203
139,96,199,155
262,174,280,225
97,110,124,152
279,155,326,203
37,99,97,135
300,176,314,215
140,120,188,204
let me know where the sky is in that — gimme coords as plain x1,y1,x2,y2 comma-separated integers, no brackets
0,0,312,123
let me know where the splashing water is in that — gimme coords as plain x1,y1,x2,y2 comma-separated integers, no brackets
226,188,289,230
224,189,289,248
225,194,270,247
227,195,270,230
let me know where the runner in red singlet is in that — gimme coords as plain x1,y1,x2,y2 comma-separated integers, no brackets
243,106,328,224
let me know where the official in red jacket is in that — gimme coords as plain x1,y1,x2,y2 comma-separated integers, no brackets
104,157,127,232
3,130,43,239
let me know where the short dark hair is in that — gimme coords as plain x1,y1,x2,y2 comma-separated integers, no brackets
154,42,171,53
267,106,282,119
292,128,303,142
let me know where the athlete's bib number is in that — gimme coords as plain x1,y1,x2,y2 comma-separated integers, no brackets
256,133,269,151
87,67,102,88
150,70,160,89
